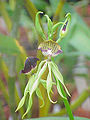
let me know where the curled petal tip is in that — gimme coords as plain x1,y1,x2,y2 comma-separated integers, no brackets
37,11,43,15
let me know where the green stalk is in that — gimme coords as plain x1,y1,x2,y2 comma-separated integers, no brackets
0,57,24,116
15,85,24,116
53,0,65,41
9,0,16,11
8,75,17,120
71,87,90,110
56,37,62,43
0,1,12,31
11,0,23,37
0,78,9,104
24,0,37,22
53,0,65,24
59,81,74,120
0,100,6,120
7,0,24,119
49,87,90,116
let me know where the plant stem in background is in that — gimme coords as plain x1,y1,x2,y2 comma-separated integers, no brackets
7,0,24,119
0,78,9,104
49,87,90,116
53,0,65,41
0,100,6,120
24,0,37,23
8,75,17,120
0,56,24,117
0,1,12,31
59,82,74,120
11,0,23,37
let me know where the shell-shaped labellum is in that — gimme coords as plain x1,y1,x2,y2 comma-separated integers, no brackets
38,40,63,57
20,57,39,74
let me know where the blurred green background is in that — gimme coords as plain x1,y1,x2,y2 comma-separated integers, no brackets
0,0,90,120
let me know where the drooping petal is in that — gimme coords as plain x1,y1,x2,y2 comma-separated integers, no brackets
30,62,47,97
22,96,32,119
35,11,46,40
47,62,57,103
36,88,45,108
51,61,71,97
15,96,26,112
44,14,53,39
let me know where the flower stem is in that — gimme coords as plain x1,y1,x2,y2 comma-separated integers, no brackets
53,0,65,41
59,81,74,120
49,87,90,116
56,38,62,43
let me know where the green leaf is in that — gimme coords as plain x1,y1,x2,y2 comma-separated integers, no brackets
25,116,89,120
44,14,53,39
35,11,46,40
0,34,21,55
47,62,57,103
51,62,71,97
15,96,26,112
69,24,90,56
22,96,32,119
36,88,44,108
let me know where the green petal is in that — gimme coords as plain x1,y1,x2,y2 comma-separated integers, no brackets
35,11,46,40
37,62,47,81
36,88,44,108
15,96,26,112
41,79,56,88
40,79,47,89
22,96,32,119
44,14,53,39
51,61,71,97
56,78,66,99
47,62,57,103
30,62,47,97
52,22,63,33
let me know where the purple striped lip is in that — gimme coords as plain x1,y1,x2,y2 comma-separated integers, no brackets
55,49,63,55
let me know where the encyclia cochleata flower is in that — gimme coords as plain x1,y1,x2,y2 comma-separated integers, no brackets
16,11,74,120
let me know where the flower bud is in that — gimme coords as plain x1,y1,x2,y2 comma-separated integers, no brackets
60,13,71,38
